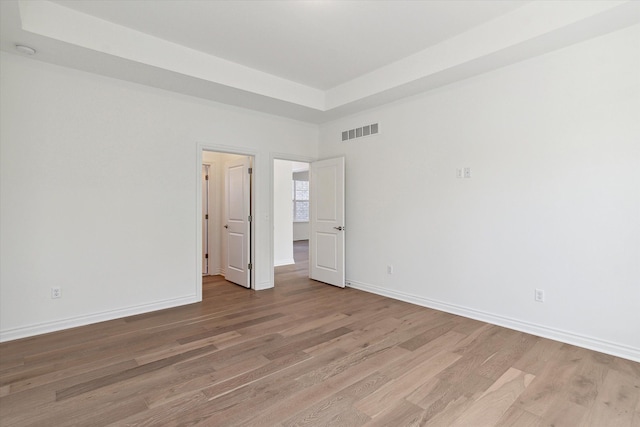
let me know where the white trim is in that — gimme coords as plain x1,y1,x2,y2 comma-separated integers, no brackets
0,295,198,342
345,279,640,363
274,258,295,267
203,268,225,277
255,280,273,291
201,161,214,276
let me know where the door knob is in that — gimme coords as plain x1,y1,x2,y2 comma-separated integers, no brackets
334,226,344,231
224,224,229,229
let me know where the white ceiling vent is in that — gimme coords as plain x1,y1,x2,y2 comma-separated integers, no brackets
341,123,379,142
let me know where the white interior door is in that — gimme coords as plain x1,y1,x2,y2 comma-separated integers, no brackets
309,157,345,288
224,156,251,288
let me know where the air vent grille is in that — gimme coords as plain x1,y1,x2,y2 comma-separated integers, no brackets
342,123,379,142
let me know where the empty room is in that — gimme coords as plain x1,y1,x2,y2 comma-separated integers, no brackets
1,1,639,426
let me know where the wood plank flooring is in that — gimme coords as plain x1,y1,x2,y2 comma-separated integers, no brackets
1,240,638,426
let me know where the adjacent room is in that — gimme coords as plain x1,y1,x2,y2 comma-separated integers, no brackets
273,159,310,277
1,1,638,425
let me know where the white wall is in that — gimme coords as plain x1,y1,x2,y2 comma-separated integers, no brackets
318,25,640,361
273,160,294,266
293,222,309,242
0,52,317,340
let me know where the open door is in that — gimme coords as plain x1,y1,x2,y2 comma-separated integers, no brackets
309,157,345,288
224,156,251,288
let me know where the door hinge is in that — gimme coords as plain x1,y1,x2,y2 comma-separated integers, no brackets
248,263,252,270
248,215,252,222
205,175,209,180
205,214,208,220
205,254,208,259
248,167,253,175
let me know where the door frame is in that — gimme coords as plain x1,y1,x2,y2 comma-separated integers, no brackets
202,163,211,276
269,152,315,288
196,143,258,299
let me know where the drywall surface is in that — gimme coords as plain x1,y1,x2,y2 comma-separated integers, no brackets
274,160,294,266
293,222,309,241
319,25,640,360
0,52,317,340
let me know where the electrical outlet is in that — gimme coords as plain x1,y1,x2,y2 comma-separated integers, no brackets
456,168,463,179
51,287,61,299
387,265,394,275
534,288,545,302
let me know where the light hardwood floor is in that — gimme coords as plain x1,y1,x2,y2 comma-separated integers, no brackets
1,240,638,426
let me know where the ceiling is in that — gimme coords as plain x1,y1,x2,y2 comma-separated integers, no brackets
49,0,527,90
1,1,638,123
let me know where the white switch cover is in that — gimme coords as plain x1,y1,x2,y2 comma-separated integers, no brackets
51,287,61,299
464,167,472,178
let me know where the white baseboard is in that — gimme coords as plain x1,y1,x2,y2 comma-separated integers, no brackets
203,269,224,277
0,295,199,343
274,258,295,267
346,279,640,363
255,280,273,291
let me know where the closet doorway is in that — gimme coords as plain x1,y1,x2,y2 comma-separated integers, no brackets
202,150,253,289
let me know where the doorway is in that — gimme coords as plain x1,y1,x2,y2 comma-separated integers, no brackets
202,150,253,289
273,157,345,288
273,160,309,273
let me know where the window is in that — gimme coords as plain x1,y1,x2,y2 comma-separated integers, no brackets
293,179,309,221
